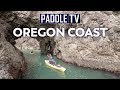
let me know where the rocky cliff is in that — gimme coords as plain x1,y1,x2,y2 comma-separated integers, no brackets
0,12,26,79
54,11,120,73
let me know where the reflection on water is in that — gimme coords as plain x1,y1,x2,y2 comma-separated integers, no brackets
22,49,120,79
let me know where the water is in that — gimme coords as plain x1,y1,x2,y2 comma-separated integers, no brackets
22,50,120,79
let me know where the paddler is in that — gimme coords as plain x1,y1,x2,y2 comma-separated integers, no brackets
47,53,56,65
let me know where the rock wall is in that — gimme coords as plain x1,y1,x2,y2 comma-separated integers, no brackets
15,37,40,50
0,14,26,79
36,37,56,55
54,11,120,73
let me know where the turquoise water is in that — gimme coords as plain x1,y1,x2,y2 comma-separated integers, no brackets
22,50,120,79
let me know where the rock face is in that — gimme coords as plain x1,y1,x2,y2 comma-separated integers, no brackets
54,11,120,73
0,16,26,79
37,37,56,55
15,37,40,50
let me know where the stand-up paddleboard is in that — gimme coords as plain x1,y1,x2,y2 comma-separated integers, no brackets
45,60,66,72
